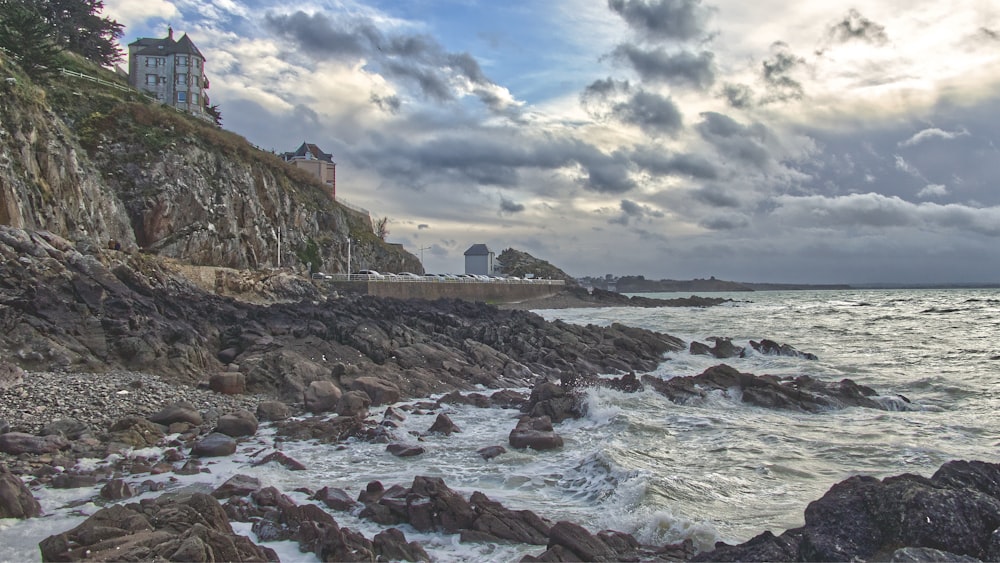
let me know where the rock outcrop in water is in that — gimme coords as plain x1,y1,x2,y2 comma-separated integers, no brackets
695,460,1000,562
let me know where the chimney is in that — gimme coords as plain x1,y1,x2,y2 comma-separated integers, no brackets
168,26,174,40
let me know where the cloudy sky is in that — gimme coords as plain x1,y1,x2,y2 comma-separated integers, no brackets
105,0,1000,284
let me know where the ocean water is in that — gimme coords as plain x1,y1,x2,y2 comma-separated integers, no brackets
2,288,999,561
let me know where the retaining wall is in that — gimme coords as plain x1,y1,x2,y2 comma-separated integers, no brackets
326,280,564,303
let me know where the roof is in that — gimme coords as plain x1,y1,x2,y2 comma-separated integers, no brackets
130,32,205,61
464,244,492,256
281,142,335,163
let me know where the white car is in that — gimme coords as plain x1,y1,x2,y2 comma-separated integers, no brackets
354,270,384,280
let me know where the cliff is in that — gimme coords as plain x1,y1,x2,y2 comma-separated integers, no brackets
0,52,419,274
496,248,577,285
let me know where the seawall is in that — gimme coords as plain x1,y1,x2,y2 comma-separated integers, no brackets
326,280,565,303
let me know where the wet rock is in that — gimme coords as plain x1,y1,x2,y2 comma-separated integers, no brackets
373,527,431,562
526,381,583,423
99,479,135,500
209,372,246,394
509,416,563,451
50,472,99,489
0,466,41,518
477,445,507,460
468,491,551,545
600,371,643,393
437,391,491,408
215,409,259,437
253,451,307,471
107,416,165,449
489,389,527,409
748,339,818,360
386,443,425,457
256,400,291,421
313,486,359,512
426,413,460,435
350,376,400,406
304,380,342,413
212,474,262,499
336,390,372,418
192,432,237,457
148,401,203,426
0,432,69,455
40,418,89,440
383,406,407,422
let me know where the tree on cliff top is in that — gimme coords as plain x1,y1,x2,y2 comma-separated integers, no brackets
0,0,123,71
0,0,61,79
495,248,578,285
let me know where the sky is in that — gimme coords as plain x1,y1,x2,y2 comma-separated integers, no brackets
104,0,1000,284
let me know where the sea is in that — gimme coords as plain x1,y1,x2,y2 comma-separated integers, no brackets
1,288,998,562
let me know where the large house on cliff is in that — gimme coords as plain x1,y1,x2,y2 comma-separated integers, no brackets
127,28,209,119
281,142,337,200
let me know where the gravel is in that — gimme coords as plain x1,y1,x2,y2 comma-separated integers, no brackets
0,370,269,436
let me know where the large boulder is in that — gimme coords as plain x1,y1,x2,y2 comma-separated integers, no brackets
0,432,69,455
0,466,41,518
336,390,372,418
40,418,89,440
108,416,165,448
425,413,460,435
216,410,259,438
350,377,400,406
509,416,563,450
304,380,342,413
192,432,238,457
256,400,291,421
209,372,246,395
148,401,203,426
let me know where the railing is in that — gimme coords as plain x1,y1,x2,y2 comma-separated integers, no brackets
59,68,143,96
315,273,565,285
336,198,370,218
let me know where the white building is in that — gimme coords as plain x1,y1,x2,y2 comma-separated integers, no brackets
127,28,209,119
464,244,494,276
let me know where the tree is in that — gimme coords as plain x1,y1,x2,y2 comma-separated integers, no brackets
0,0,61,79
206,103,223,127
374,217,390,241
32,0,123,66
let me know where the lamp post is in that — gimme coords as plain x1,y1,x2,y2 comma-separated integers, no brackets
419,246,429,270
346,237,352,276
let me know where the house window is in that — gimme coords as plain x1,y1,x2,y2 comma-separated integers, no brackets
176,74,187,85
144,57,151,66
191,93,199,105
177,56,188,67
145,74,157,85
177,91,187,103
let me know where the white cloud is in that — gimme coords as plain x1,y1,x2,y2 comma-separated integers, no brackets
899,127,970,147
104,0,178,29
917,184,949,198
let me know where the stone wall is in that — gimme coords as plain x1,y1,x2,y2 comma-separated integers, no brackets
327,280,565,303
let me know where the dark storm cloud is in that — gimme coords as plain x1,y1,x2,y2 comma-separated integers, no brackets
612,91,684,136
356,131,637,193
720,82,754,109
699,212,750,230
607,0,710,42
611,45,716,89
761,43,805,102
980,28,999,41
499,196,526,214
695,112,773,167
370,93,401,113
630,146,719,179
827,9,888,45
693,184,741,207
417,224,429,230
609,198,665,225
264,11,509,111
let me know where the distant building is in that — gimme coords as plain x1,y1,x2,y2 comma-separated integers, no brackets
464,244,494,276
281,142,337,200
127,27,209,119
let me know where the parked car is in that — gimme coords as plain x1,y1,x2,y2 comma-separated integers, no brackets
398,272,422,280
354,270,384,279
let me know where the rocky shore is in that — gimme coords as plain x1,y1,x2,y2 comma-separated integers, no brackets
3,226,998,562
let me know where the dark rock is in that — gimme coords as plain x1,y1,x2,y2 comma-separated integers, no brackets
689,341,712,356
212,474,262,499
274,415,371,444
546,520,620,562
350,376,400,406
373,527,431,562
477,445,507,460
148,401,203,426
216,409,259,437
489,389,528,409
386,443,425,457
0,466,42,518
314,520,376,562
304,380,342,413
383,406,407,421
191,432,237,457
0,432,69,455
526,381,583,423
253,451,307,471
708,337,744,358
509,416,563,451
40,418,89,440
469,491,550,545
0,420,8,434
256,400,292,421
437,391,490,408
217,347,240,364
336,390,372,418
410,476,477,533
749,338,819,360
889,547,981,562
209,372,246,394
99,479,135,500
313,486,359,512
426,413,461,435
601,371,643,393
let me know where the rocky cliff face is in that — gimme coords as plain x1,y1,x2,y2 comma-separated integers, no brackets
0,54,419,274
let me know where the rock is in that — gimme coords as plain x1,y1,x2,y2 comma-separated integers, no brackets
373,527,431,562
216,409,259,437
253,451,307,471
212,474,262,499
545,520,622,562
409,476,477,533
509,416,563,450
468,491,551,545
51,473,100,489
313,486,358,512
336,390,372,418
689,341,712,355
694,460,1000,562
40,418,89,440
708,337,743,358
383,406,407,421
426,413,460,435
489,389,527,409
477,445,507,460
350,376,400,406
526,381,583,423
191,432,237,457
148,401,203,426
0,466,42,518
209,372,246,394
39,492,275,562
0,432,69,455
217,347,240,364
304,380,342,413
108,416,164,448
100,479,135,500
0,362,24,389
749,339,819,360
256,400,291,421
386,443,425,457
889,547,981,562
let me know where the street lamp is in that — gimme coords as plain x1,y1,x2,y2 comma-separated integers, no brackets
346,237,352,275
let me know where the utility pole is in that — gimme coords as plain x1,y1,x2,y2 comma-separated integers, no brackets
419,246,430,266
346,238,352,275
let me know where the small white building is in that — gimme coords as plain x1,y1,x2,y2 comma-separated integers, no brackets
464,244,494,276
